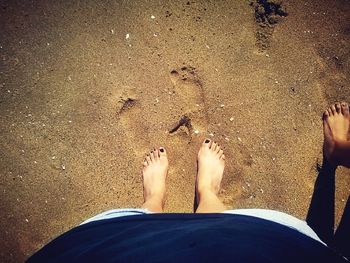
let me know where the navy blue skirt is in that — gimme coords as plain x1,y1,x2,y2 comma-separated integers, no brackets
27,213,346,263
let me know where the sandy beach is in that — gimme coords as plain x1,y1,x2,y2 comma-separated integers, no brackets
0,0,350,261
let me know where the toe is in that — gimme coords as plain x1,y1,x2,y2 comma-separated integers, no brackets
153,149,159,160
219,149,224,157
335,103,341,113
159,147,167,157
331,104,337,115
203,138,211,148
221,154,225,160
327,108,332,116
216,144,221,153
211,141,218,151
323,110,329,120
143,161,148,167
341,102,349,116
146,155,151,164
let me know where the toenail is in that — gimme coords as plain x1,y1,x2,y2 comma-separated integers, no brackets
160,148,164,152
205,139,210,143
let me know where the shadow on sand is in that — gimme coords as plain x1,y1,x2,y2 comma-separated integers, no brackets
307,159,350,258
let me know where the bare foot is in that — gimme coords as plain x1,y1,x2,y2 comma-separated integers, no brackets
323,102,350,166
196,139,225,202
142,148,168,212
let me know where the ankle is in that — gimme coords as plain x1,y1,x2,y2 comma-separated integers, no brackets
326,139,349,167
334,136,348,145
142,200,163,213
144,190,165,204
197,187,218,201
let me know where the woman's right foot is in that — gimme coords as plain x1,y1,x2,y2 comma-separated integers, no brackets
323,102,350,166
142,147,168,212
196,139,225,201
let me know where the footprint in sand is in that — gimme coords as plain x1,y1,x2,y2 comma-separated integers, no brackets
249,0,288,52
115,89,150,154
168,66,209,139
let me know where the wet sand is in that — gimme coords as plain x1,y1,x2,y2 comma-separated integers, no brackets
0,0,350,262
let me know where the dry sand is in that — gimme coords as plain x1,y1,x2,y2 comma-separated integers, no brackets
0,0,350,262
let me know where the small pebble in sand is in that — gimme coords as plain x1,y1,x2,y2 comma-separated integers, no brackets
68,120,72,123
209,133,214,137
194,130,199,134
220,104,225,108
61,165,66,170
125,33,130,39
34,161,37,164
229,117,234,121
51,156,56,160
237,137,242,142
111,29,114,34
225,137,230,141
25,219,29,223
272,157,276,161
151,15,156,19
155,98,159,103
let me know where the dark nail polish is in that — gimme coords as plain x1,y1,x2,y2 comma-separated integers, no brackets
205,139,210,143
160,148,164,152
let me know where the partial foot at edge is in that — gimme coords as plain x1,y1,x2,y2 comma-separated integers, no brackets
323,102,350,166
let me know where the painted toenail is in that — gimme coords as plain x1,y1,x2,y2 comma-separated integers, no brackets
205,139,210,143
160,148,164,152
